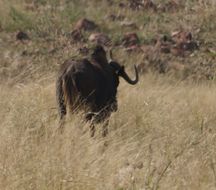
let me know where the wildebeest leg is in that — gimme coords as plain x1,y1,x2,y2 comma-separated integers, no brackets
90,123,96,137
102,120,109,137
56,76,67,134
56,76,67,120
57,117,65,134
85,112,96,137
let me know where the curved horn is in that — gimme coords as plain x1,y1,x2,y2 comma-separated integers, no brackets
121,65,139,85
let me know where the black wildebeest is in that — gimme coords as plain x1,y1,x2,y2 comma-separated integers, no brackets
56,45,138,136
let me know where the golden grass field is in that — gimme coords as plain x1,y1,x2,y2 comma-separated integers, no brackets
1,0,216,189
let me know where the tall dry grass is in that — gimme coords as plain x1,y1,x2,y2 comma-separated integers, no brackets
1,0,216,189
1,75,216,190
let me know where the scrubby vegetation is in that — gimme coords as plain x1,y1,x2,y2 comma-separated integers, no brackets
0,0,216,189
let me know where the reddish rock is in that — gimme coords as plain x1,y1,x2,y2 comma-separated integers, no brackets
121,32,140,47
88,33,112,46
158,0,182,12
153,32,198,56
176,41,198,52
16,31,30,41
171,31,192,43
169,42,198,57
71,29,85,42
74,18,98,31
171,31,199,53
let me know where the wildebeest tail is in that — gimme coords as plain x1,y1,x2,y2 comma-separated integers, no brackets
56,75,66,119
63,74,80,110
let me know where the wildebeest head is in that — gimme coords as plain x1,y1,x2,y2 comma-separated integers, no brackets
91,45,108,65
108,49,139,85
91,45,138,85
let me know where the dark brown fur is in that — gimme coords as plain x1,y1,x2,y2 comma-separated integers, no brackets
56,45,138,136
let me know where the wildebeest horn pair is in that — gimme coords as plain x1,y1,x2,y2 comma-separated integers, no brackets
56,45,139,137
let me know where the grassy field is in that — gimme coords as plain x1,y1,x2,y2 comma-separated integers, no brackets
1,0,216,189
